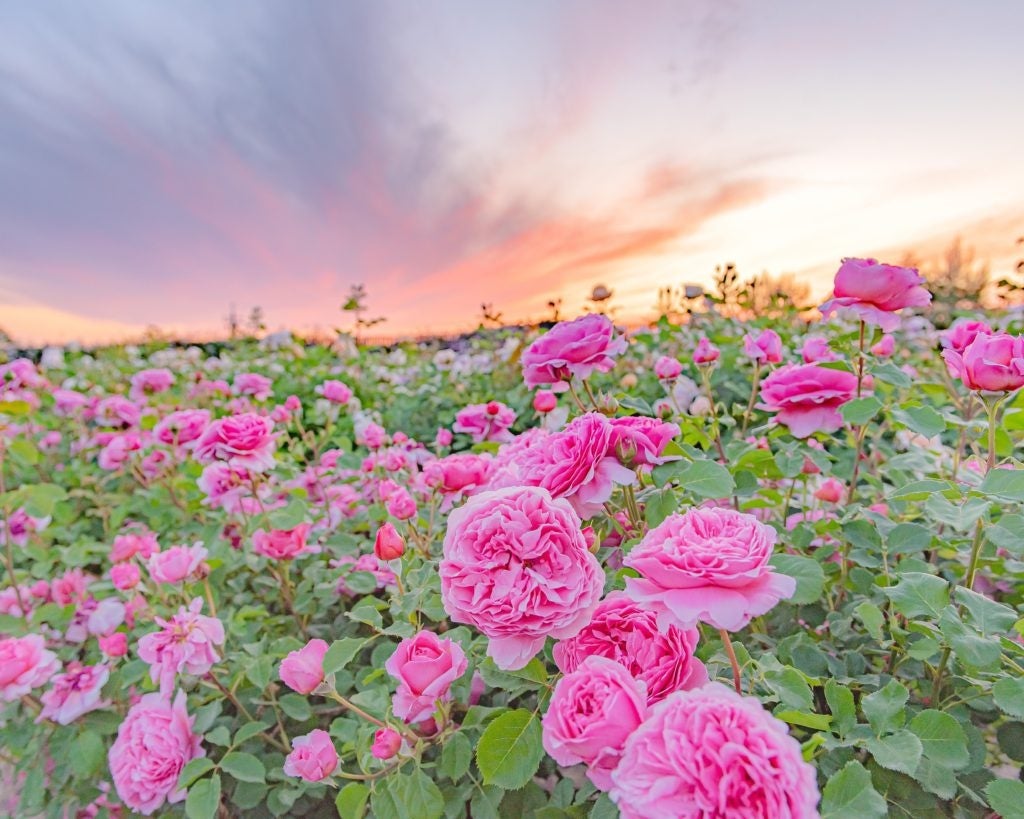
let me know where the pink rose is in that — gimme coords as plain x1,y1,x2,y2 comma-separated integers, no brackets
608,416,680,469
453,401,517,443
196,462,250,510
371,728,402,760
153,409,211,447
654,356,682,379
137,598,224,694
283,729,338,782
52,388,87,415
942,319,992,356
110,563,141,590
193,412,277,472
129,368,174,401
0,634,59,701
942,332,1024,393
533,390,558,413
553,592,707,704
758,364,858,438
519,413,636,518
610,683,820,818
233,372,273,400
743,329,783,364
385,630,468,723
440,487,604,669
435,427,453,447
692,337,720,364
871,334,895,357
423,453,493,498
147,544,208,585
386,488,417,520
108,690,204,815
316,379,353,404
110,529,159,563
819,257,931,331
522,314,627,392
87,598,126,636
99,632,128,658
542,656,648,791
624,507,795,632
253,523,315,560
800,335,837,363
374,523,406,561
279,638,329,695
358,422,387,449
95,395,141,428
814,477,844,503
38,662,109,725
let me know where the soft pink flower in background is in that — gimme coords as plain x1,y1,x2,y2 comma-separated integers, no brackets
253,523,316,560
38,662,110,725
153,409,211,446
0,634,60,701
316,379,353,404
743,328,783,363
453,401,517,442
129,368,174,400
147,544,209,585
233,372,273,400
654,355,682,379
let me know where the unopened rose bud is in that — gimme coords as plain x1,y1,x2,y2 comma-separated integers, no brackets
597,394,619,415
371,728,402,760
533,390,557,413
581,526,597,552
374,522,406,561
485,401,500,415
813,478,843,503
654,356,682,380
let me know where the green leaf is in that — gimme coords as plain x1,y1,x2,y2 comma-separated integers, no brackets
278,693,313,721
883,572,949,619
438,731,473,781
268,497,308,529
220,751,266,783
21,482,68,517
775,710,832,730
909,710,970,770
954,587,1018,634
872,361,912,387
887,479,957,502
892,404,946,437
476,708,545,790
866,729,923,776
861,679,908,735
673,459,735,499
234,721,272,745
185,773,222,819
70,730,106,778
854,601,886,641
886,522,932,554
924,495,989,532
371,770,444,819
323,637,366,676
177,757,217,790
336,782,370,819
821,761,887,819
769,554,825,605
994,678,1024,719
912,757,957,800
986,779,1024,819
644,487,678,528
764,667,814,711
840,396,883,426
825,680,856,738
979,468,1024,501
939,607,1001,669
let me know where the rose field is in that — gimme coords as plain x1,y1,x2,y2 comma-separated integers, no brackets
4,261,1024,819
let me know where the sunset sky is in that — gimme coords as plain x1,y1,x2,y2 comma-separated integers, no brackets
1,1,1022,345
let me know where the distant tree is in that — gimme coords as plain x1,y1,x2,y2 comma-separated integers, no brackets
480,303,503,327
341,284,386,344
741,273,812,315
546,298,562,323
225,304,240,340
247,306,266,337
918,238,989,309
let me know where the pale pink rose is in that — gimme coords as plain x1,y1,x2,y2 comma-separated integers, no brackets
283,729,338,782
624,507,795,632
147,544,208,585
111,529,159,563
51,568,91,606
422,453,493,499
610,683,820,819
758,364,858,438
38,662,109,725
108,690,204,815
253,523,315,560
519,413,636,518
358,421,387,449
193,412,276,471
196,462,250,510
129,368,174,401
99,632,128,658
654,356,682,379
385,630,468,723
386,488,417,520
153,409,211,447
279,638,329,694
0,634,60,701
87,598,126,636
453,401,517,443
819,257,931,331
316,379,353,404
95,395,141,428
871,334,895,357
522,314,627,392
233,372,273,400
942,319,992,357
38,430,62,451
1,357,46,388
542,656,648,791
137,598,224,694
97,433,142,471
608,416,680,469
440,486,604,669
533,390,558,413
692,337,720,364
800,335,838,363
371,728,402,760
111,562,140,589
1,507,49,547
743,329,783,364
52,388,88,415
942,332,1024,393
553,592,707,704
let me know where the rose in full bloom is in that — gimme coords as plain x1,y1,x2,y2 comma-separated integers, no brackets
129,368,174,400
111,562,141,590
654,356,682,379
440,486,604,669
942,319,992,356
518,413,636,518
608,416,680,469
942,332,1024,393
283,729,338,782
99,632,128,658
758,364,858,438
38,662,110,725
800,335,838,363
279,638,330,695
108,690,204,815
609,684,820,819
521,314,627,392
742,329,783,364
316,379,353,404
233,372,273,400
147,544,209,585
253,523,315,560
542,656,648,791
110,529,159,563
624,507,795,632
553,592,707,704
385,630,468,723
453,401,517,443
153,409,211,447
0,634,60,701
193,412,277,471
137,598,225,694
692,337,720,364
819,257,931,331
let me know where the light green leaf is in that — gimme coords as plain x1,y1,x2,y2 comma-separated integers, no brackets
770,554,825,605
821,761,887,819
476,708,545,790
185,773,222,819
909,710,970,770
866,729,923,776
883,572,949,619
220,751,266,784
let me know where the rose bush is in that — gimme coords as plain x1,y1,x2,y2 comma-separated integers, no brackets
1,257,1023,817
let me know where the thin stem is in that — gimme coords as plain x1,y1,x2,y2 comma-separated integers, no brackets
719,629,742,693
325,690,418,745
855,320,866,398
740,363,762,435
566,381,588,414
986,398,1001,472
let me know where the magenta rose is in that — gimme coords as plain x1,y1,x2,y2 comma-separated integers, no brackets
800,335,838,363
193,412,277,471
942,319,992,355
108,690,204,815
758,363,858,438
384,630,468,723
0,634,60,702
38,662,109,725
743,329,783,364
284,729,338,782
519,413,636,518
522,314,627,392
153,409,211,447
819,257,931,330
624,507,795,632
316,379,353,404
608,416,680,469
253,523,315,560
440,486,604,669
692,337,720,364
942,332,1024,393
553,592,707,703
542,656,648,791
279,638,330,695
610,683,820,819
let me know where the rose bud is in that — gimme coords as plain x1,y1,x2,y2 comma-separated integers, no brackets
374,523,406,561
533,390,557,414
371,728,402,760
279,638,329,695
